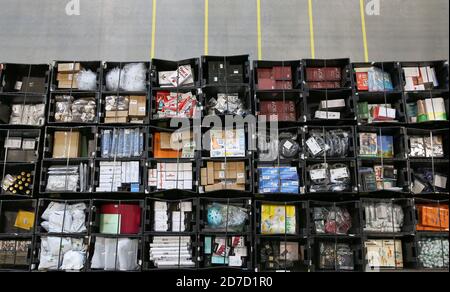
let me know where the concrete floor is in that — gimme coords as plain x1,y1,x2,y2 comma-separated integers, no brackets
0,0,448,63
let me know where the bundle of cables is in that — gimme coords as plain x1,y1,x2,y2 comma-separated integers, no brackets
306,129,350,158
309,163,352,192
258,132,300,161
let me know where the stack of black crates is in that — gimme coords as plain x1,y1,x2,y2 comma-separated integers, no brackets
0,57,448,272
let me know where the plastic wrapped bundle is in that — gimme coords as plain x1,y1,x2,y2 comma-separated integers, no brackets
38,237,86,271
208,94,248,116
9,104,46,126
363,202,404,233
77,69,97,91
54,96,96,123
106,63,147,91
306,129,350,158
319,243,354,271
418,238,449,269
314,207,352,235
206,203,248,233
105,96,129,111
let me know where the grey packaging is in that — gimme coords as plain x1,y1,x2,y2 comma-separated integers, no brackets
102,130,112,158
118,129,125,158
133,129,140,157
111,129,118,158
124,129,132,158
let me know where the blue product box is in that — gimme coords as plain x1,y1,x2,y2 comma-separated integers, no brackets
101,129,111,158
260,187,280,194
281,180,299,187
130,183,140,193
280,186,299,194
259,179,280,189
259,167,281,176
117,129,125,157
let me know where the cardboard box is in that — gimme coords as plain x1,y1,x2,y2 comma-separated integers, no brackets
207,162,215,185
201,168,208,186
57,73,79,82
58,63,81,73
129,96,147,117
214,162,237,171
320,99,345,109
105,110,129,118
105,117,128,124
53,131,80,158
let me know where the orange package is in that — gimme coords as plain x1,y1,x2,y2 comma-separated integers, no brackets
153,132,181,158
416,204,449,231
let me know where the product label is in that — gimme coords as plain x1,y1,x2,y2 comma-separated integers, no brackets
310,168,327,180
306,137,323,156
283,140,293,150
434,175,447,189
330,167,349,180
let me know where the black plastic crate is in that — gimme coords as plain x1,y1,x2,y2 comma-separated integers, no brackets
352,62,403,93
32,235,89,272
151,58,201,88
43,126,97,160
409,160,449,196
50,61,102,93
202,85,252,117
96,125,147,160
198,234,252,270
303,89,355,124
356,126,407,160
1,163,37,198
47,92,100,125
363,237,416,271
310,237,363,272
253,60,302,91
309,200,361,237
400,61,449,92
354,92,406,125
87,235,143,272
0,63,50,95
201,55,251,86
0,237,33,271
414,198,449,235
199,158,253,194
35,199,91,236
90,199,144,236
303,125,356,160
361,198,416,236
143,234,197,271
144,197,197,234
0,128,40,163
414,234,449,271
0,93,47,127
0,199,37,236
304,160,358,194
255,91,302,124
255,126,302,162
302,58,352,91
404,91,449,126
148,125,198,161
406,128,449,160
357,160,409,194
199,197,252,235
101,61,151,94
40,159,93,195
254,162,304,196
93,160,145,194
255,200,308,237
146,159,198,195
150,87,202,122
254,237,310,272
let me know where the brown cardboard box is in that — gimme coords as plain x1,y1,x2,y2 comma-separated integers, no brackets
129,96,147,117
58,80,78,89
207,162,215,185
201,168,208,186
58,63,81,73
53,131,80,158
57,73,79,82
205,183,224,192
159,132,172,149
105,111,129,118
105,117,128,124
214,170,237,180
214,162,237,171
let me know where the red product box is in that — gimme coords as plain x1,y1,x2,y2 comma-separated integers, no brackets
260,101,296,114
306,67,341,82
274,81,293,90
324,67,342,81
257,68,273,80
257,78,276,90
100,204,142,234
273,66,292,81
356,72,369,91
308,82,340,89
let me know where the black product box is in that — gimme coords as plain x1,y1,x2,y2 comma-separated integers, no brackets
6,150,36,162
208,62,243,84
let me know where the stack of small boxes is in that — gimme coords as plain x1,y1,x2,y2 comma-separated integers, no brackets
259,100,297,122
256,66,292,90
201,162,246,192
148,163,193,191
258,167,299,194
306,67,342,89
97,161,140,192
153,201,192,232
57,63,80,89
104,95,147,124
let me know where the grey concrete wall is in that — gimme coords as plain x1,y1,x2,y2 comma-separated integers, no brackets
0,0,448,63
